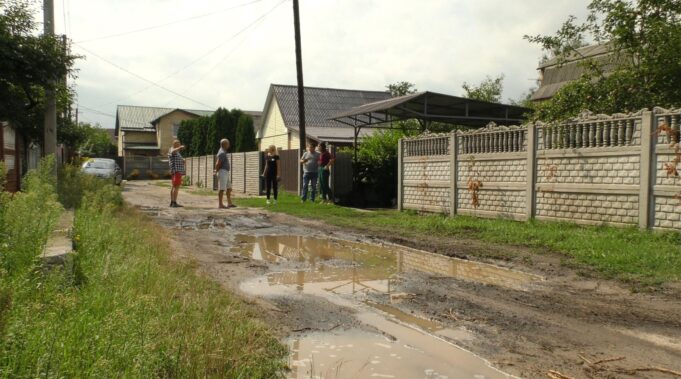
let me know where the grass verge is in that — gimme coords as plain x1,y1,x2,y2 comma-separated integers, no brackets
239,192,681,286
1,160,286,378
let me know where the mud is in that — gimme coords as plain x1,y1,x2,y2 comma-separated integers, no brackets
124,181,681,379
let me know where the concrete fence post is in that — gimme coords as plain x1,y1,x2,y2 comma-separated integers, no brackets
639,110,654,229
525,123,537,220
397,139,404,211
242,152,247,193
449,133,457,216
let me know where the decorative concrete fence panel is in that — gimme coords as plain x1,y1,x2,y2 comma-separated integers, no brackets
184,152,262,195
400,134,452,214
398,107,681,230
652,107,681,229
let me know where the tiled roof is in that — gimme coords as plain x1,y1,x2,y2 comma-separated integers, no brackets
268,84,391,129
115,105,215,135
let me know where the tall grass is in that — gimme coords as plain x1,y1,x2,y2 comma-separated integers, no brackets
0,160,286,378
240,192,681,285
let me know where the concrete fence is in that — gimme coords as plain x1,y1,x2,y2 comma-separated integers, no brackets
185,151,262,195
398,106,681,230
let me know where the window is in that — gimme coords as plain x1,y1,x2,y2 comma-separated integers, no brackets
172,122,181,137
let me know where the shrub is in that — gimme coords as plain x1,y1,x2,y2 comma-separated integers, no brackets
57,164,108,209
147,170,160,180
127,168,140,180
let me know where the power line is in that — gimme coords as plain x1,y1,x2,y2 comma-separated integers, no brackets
74,44,215,109
93,0,286,109
162,1,282,105
74,0,263,44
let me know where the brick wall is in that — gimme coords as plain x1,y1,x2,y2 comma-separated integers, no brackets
399,107,681,230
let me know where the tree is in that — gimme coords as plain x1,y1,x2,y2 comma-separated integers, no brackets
525,0,681,121
190,119,206,156
234,114,257,152
386,81,417,97
176,120,193,155
462,74,504,103
0,0,77,140
58,122,115,158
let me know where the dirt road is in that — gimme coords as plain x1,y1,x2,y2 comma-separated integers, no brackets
123,181,681,379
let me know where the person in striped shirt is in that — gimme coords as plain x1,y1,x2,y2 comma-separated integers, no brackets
168,140,186,208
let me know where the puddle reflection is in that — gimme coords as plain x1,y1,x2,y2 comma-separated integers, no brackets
233,235,540,291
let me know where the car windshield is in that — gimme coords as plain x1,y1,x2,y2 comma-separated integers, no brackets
86,160,114,169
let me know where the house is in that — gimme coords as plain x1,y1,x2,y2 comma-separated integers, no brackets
531,43,618,102
115,106,213,157
115,106,263,157
257,84,392,150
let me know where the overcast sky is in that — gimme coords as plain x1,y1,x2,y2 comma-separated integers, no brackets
56,0,591,129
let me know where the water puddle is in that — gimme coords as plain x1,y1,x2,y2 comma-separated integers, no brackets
233,235,540,291
235,235,534,379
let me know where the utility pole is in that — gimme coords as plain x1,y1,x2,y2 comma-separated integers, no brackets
292,0,306,157
43,0,58,165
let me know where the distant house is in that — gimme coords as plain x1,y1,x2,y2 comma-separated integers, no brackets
531,43,618,102
114,105,262,157
257,84,392,150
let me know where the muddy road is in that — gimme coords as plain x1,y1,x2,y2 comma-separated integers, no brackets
123,181,681,379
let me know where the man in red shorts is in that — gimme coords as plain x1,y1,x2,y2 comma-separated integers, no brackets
168,140,186,208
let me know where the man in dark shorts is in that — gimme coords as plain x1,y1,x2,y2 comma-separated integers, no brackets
168,140,186,208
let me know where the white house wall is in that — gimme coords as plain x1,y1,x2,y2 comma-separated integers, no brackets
259,98,293,150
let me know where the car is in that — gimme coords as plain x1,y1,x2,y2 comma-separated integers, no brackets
81,158,123,185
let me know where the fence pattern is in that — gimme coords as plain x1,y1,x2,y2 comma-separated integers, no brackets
398,107,681,230
185,151,262,195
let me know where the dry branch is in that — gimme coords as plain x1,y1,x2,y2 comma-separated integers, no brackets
628,367,681,377
546,370,575,379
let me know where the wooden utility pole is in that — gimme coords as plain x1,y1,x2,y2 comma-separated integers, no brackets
292,0,306,155
43,0,58,163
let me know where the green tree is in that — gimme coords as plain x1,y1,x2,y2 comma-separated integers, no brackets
525,0,681,121
0,0,77,140
234,114,257,152
58,122,115,157
176,120,194,155
190,119,206,156
386,81,417,97
204,115,218,156
462,74,504,103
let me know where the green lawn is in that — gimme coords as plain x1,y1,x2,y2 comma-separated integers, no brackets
239,192,681,286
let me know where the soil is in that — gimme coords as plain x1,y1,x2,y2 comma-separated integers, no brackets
123,181,681,379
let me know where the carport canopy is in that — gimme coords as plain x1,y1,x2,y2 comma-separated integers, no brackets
330,91,530,129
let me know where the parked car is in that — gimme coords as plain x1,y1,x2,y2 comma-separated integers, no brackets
81,158,123,185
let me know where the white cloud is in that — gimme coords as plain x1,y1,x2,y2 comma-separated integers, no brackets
59,0,591,128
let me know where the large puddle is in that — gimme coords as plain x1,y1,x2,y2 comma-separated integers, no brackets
234,235,538,379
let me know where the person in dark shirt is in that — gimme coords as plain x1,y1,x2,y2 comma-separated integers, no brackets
261,145,281,205
318,142,335,204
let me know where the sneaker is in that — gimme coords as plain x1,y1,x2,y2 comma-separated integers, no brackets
266,200,271,205
175,203,184,208
170,202,175,207
228,204,237,208
273,200,278,205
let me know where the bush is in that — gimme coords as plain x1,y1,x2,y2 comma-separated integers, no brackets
342,129,407,207
127,168,140,180
57,164,108,209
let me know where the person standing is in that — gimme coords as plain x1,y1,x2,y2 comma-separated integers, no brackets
213,139,235,209
318,142,335,204
300,142,320,203
168,140,186,208
262,145,281,205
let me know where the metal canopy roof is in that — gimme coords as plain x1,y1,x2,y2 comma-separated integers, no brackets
330,91,530,128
